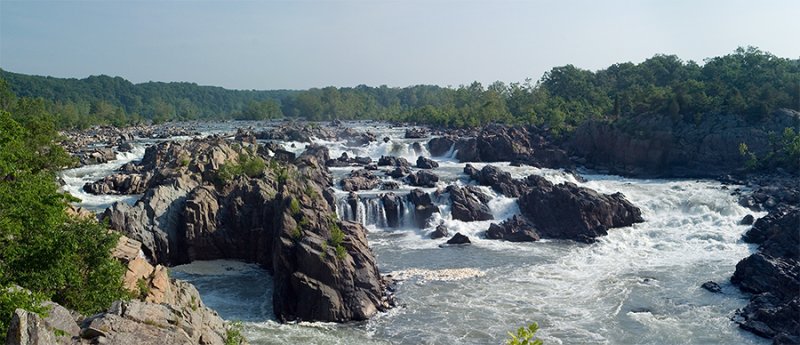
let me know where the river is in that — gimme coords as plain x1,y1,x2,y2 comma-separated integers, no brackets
60,122,767,345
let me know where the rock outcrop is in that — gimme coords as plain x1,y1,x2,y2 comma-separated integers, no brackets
517,175,643,242
446,185,493,222
407,170,439,188
570,109,800,177
731,206,800,342
98,136,392,323
486,215,540,242
408,189,440,228
340,169,380,192
428,125,570,167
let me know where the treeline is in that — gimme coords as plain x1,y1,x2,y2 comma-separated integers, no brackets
2,47,799,131
0,70,294,127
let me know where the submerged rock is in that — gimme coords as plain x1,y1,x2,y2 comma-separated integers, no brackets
444,233,471,245
430,224,449,239
701,281,722,293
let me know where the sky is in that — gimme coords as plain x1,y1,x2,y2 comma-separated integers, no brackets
0,0,798,90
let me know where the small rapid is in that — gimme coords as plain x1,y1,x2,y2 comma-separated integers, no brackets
59,146,146,211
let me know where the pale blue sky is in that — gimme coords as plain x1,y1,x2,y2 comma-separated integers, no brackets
1,0,798,90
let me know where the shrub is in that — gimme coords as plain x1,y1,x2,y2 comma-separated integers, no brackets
506,322,543,345
329,223,345,246
225,321,246,345
289,198,301,216
0,286,48,336
335,244,347,260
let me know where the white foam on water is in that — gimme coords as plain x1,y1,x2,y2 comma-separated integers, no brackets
59,145,146,211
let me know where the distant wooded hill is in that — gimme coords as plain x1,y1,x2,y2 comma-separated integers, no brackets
2,46,798,130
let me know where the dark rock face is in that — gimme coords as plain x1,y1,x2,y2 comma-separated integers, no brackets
731,206,800,342
467,164,530,197
340,169,380,191
428,136,456,156
701,281,722,293
78,147,117,165
84,172,152,195
408,189,440,228
416,156,439,169
255,123,337,143
337,127,376,146
378,155,411,169
486,215,540,242
443,125,570,167
517,175,644,243
570,109,800,177
445,233,471,245
407,170,439,188
387,166,412,179
740,214,756,225
381,193,403,228
447,185,493,222
101,136,392,323
381,181,400,190
430,224,449,239
404,128,428,139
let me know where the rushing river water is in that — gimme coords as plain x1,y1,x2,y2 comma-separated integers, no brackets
61,122,768,345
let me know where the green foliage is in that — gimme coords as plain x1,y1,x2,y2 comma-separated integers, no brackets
225,321,246,345
329,223,345,246
0,104,128,333
506,322,543,345
739,143,759,170
335,244,347,260
0,286,48,336
738,127,800,173
289,198,301,216
4,47,798,132
136,278,150,301
327,223,348,260
216,153,266,183
290,227,303,240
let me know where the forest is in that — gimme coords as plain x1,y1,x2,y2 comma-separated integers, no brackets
1,47,799,133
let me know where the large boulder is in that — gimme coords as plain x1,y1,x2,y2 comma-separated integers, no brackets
407,170,439,188
416,156,439,169
340,169,381,192
428,136,456,157
381,193,403,228
486,215,540,242
467,164,530,197
377,156,411,169
517,175,644,242
447,185,493,222
407,189,440,228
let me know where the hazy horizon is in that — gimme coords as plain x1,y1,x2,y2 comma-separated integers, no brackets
1,0,798,90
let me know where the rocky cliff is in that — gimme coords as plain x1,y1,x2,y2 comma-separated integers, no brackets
92,136,392,323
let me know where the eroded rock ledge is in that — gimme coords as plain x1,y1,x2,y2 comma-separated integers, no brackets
92,136,393,323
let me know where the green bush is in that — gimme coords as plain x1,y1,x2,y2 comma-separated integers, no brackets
289,198,301,216
506,322,543,345
329,223,345,246
0,286,48,337
225,321,246,345
0,109,128,334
